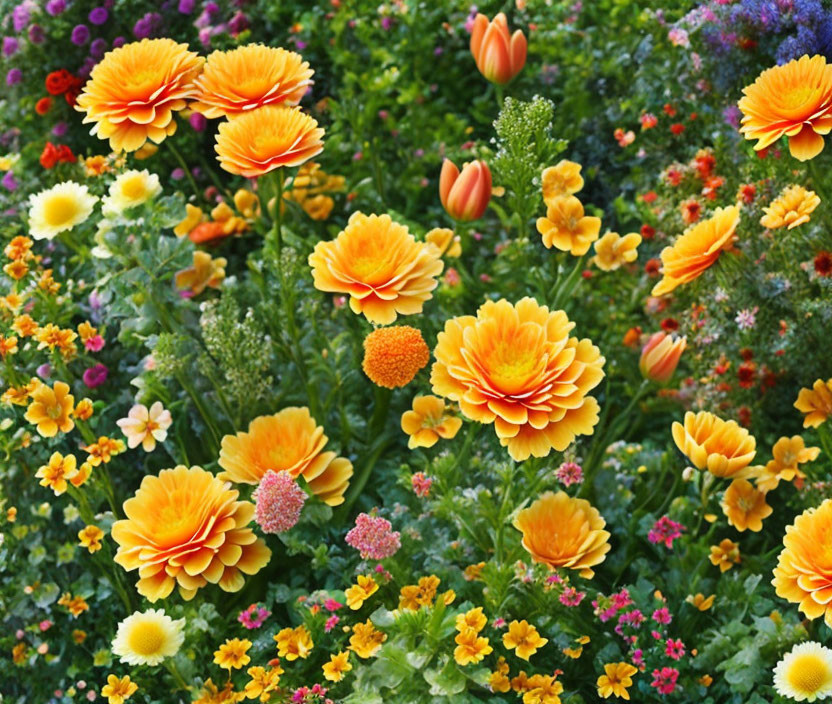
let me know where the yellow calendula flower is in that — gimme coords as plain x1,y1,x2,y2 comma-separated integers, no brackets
720,478,772,532
36,452,78,495
774,642,832,702
101,674,137,704
425,227,462,258
454,628,493,666
760,184,820,230
78,525,105,553
756,435,820,492
322,651,352,682
536,194,601,255
672,411,756,478
345,575,379,610
244,665,283,702
348,620,386,658
274,625,313,661
214,638,252,670
523,673,563,704
795,378,832,429
502,620,548,661
597,662,638,700
455,607,487,634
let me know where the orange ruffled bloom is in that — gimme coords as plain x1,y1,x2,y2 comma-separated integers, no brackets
111,465,271,601
192,45,313,118
671,411,756,478
215,106,324,177
439,159,492,222
536,195,602,256
362,326,430,389
794,378,832,428
513,491,610,578
76,39,204,152
738,55,832,161
651,205,740,296
760,185,820,230
432,298,604,461
469,12,527,85
218,407,352,506
639,332,686,384
773,499,832,626
309,212,443,325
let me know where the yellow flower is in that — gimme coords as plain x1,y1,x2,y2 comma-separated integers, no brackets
36,323,78,357
597,662,638,700
522,674,563,704
83,436,126,466
174,203,204,237
455,607,487,634
592,232,641,272
214,638,252,670
688,593,715,611
349,620,386,658
563,646,583,659
651,205,740,296
322,651,352,682
542,160,584,203
11,315,37,338
58,592,89,617
101,675,138,704
244,666,283,702
274,625,313,661
345,574,379,610
431,298,604,462
78,524,105,553
175,251,226,296
513,491,610,578
738,55,832,161
71,463,93,488
0,334,18,359
36,452,78,495
502,620,548,660
425,227,462,257
454,628,493,666
73,398,94,421
4,260,28,280
27,182,97,240
760,184,820,230
671,411,756,478
795,378,832,428
721,479,772,532
709,538,741,572
401,395,462,449
194,679,245,704
112,609,185,666
773,641,832,702
490,657,512,692
536,195,601,255
103,169,162,215
756,435,820,492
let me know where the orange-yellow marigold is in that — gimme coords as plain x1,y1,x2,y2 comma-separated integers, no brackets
720,478,772,532
431,297,605,461
111,465,271,601
362,326,429,389
671,411,756,478
760,185,820,230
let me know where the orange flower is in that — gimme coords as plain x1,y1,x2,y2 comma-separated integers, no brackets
439,159,492,222
795,378,832,428
24,380,74,437
709,538,741,572
671,411,756,478
720,478,772,532
174,251,226,296
760,185,820,229
11,314,38,337
738,55,832,161
431,298,604,461
639,332,686,383
513,491,610,578
76,39,204,152
773,499,832,626
362,326,430,389
400,395,462,449
592,232,641,271
309,212,443,325
111,465,271,601
0,335,18,359
192,45,313,118
542,160,584,203
214,106,324,177
218,407,352,506
536,195,602,256
651,205,740,296
756,436,820,492
469,12,527,85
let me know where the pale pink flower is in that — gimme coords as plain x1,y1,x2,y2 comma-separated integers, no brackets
345,512,401,560
116,401,172,452
253,470,307,534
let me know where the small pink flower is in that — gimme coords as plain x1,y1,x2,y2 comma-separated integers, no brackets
324,598,344,612
345,512,401,560
116,401,172,452
324,615,340,632
652,607,672,625
84,335,105,352
253,470,307,534
411,472,433,497
665,638,685,660
648,516,685,549
556,461,583,487
651,667,679,694
39,620,52,632
559,586,585,607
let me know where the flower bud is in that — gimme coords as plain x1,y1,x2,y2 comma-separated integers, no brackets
439,159,492,222
639,331,686,383
469,12,527,85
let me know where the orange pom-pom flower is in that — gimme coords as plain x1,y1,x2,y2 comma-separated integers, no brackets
362,326,430,389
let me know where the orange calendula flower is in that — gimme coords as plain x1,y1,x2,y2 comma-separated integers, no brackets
514,491,610,578
83,436,126,466
71,462,93,488
12,314,39,337
362,326,430,389
5,235,33,261
760,185,820,230
218,407,352,506
3,260,28,280
174,251,226,296
36,452,78,495
73,398,94,421
431,298,604,461
36,324,78,357
24,380,74,437
542,160,584,203
101,674,137,704
536,195,602,256
454,628,493,666
503,620,548,660
773,499,832,626
309,212,443,324
639,332,686,384
652,205,740,296
439,159,492,222
671,411,756,478
274,625,313,661
756,435,820,492
597,662,638,700
0,334,18,358
111,465,271,601
214,638,252,670
192,45,313,118
738,55,832,161
78,524,105,553
401,395,462,449
348,620,386,659
76,39,203,152
795,378,832,428
215,105,324,177
469,12,527,85
720,478,772,532
592,232,641,272
709,538,741,572
58,592,90,617
345,575,379,610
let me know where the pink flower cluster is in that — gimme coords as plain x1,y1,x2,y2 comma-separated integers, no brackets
253,470,307,534
238,603,270,630
345,512,401,560
594,588,633,622
651,667,679,694
648,515,685,549
291,684,331,703
555,461,583,487
559,586,585,607
665,638,685,660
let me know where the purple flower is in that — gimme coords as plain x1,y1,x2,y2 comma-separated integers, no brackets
133,12,162,39
45,0,66,16
89,7,108,25
3,37,19,57
178,0,196,13
28,24,45,44
189,113,207,131
90,37,108,58
1,171,18,192
6,68,22,86
12,3,31,32
228,11,249,34
36,363,52,380
83,363,108,389
71,25,91,46
112,36,126,48
171,168,185,180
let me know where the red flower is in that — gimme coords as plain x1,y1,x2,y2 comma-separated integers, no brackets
663,103,677,117
739,348,753,361
738,406,752,428
737,362,756,389
660,318,679,333
640,224,655,239
814,250,832,277
35,97,53,115
693,153,716,179
645,258,661,276
737,183,756,204
641,191,658,204
45,69,75,95
39,142,76,169
670,123,685,135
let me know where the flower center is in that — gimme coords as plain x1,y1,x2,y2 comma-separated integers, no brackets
788,654,829,694
44,195,80,227
127,621,165,656
120,175,148,201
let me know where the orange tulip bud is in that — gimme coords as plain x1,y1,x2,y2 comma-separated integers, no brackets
470,12,527,85
639,332,687,383
439,159,492,222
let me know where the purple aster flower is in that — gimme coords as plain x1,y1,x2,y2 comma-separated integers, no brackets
89,7,108,25
6,68,22,86
1,171,17,192
52,122,69,137
3,37,19,57
28,24,45,44
133,12,162,39
12,3,31,32
178,0,196,13
45,0,66,16
171,168,185,180
83,364,109,388
112,36,126,48
71,24,90,46
90,37,108,58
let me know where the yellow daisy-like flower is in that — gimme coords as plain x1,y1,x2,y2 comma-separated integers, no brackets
112,609,185,666
756,435,820,492
78,524,105,553
592,232,641,272
174,251,226,296
774,642,832,702
274,625,313,661
454,628,493,666
455,607,487,634
102,169,162,215
536,195,601,255
523,674,564,704
709,538,741,572
345,574,379,610
760,185,820,230
425,227,462,258
76,38,204,152
401,395,462,449
688,593,715,611
502,620,548,661
35,452,78,495
671,411,756,478
244,666,283,702
322,651,352,683
218,407,352,506
738,55,832,161
795,378,832,428
597,662,638,700
542,160,584,203
101,674,137,704
514,491,610,578
349,620,387,659
431,298,605,462
214,638,252,670
720,478,772,532
28,182,97,240
309,212,443,325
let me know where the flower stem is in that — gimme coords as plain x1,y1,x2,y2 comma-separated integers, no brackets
271,167,284,259
167,140,200,200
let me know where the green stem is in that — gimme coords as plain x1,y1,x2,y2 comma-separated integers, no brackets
808,159,831,206
167,140,200,200
551,253,586,309
494,83,505,113
165,660,191,692
494,463,518,563
271,168,284,259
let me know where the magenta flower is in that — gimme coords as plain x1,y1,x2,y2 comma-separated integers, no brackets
82,363,108,388
648,516,685,549
651,667,679,695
